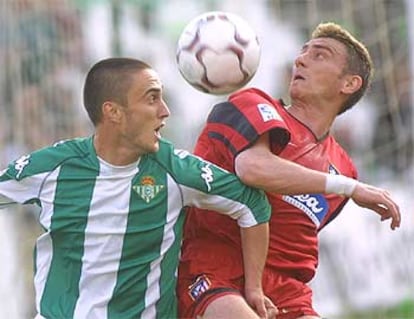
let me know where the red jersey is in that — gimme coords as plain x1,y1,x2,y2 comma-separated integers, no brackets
180,87,357,284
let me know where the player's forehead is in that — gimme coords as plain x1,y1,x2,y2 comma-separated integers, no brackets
301,37,347,55
129,68,163,95
141,68,162,87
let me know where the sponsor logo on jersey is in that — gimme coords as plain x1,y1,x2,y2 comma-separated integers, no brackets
188,274,211,301
133,176,164,203
282,193,329,227
14,154,30,179
257,103,282,122
201,163,213,191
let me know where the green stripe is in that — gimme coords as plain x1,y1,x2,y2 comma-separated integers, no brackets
0,173,12,182
40,157,98,318
108,161,169,318
155,211,185,319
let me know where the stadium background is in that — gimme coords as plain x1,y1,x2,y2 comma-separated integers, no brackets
0,0,412,318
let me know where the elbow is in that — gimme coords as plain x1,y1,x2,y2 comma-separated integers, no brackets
237,169,257,187
235,157,263,188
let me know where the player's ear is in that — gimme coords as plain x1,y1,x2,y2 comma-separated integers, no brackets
102,101,123,123
342,74,362,95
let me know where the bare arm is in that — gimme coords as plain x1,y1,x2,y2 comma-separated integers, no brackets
235,133,401,230
241,222,277,319
235,133,328,194
351,183,400,230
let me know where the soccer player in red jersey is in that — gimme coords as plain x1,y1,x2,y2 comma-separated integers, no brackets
177,22,401,319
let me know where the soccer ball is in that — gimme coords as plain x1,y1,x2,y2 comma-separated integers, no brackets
176,11,261,95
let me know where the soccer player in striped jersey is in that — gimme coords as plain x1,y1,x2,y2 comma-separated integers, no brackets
0,58,274,319
177,22,401,319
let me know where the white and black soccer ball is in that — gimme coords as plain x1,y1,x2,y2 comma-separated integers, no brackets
176,11,261,95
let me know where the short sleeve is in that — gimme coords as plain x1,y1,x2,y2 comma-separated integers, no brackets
205,88,290,161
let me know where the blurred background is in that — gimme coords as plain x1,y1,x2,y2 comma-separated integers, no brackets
0,0,412,318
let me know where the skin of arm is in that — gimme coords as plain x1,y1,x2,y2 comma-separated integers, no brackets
234,130,400,318
240,222,271,318
235,132,400,229
235,133,328,194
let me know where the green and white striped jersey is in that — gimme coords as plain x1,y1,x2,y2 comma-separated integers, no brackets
0,137,270,319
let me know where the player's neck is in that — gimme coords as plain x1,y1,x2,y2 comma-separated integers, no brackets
287,102,336,140
93,132,141,166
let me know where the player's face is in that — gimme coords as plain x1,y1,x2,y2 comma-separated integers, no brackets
119,68,170,155
289,37,350,106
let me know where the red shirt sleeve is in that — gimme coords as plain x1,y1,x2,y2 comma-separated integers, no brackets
200,88,290,165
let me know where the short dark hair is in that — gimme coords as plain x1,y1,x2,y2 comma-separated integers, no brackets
83,57,152,125
312,22,374,114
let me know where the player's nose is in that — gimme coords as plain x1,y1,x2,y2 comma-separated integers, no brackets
159,99,170,118
294,54,306,68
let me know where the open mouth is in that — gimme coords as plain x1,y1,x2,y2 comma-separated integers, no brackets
155,123,165,138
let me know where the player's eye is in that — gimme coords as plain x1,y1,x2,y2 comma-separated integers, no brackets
147,94,156,103
314,51,324,59
148,92,162,104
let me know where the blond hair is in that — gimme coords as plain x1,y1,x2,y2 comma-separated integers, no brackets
312,22,374,113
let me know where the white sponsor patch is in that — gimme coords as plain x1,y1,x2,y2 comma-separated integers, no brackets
282,193,329,227
257,103,282,122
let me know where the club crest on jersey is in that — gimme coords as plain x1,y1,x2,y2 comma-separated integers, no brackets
257,103,282,122
133,176,164,203
282,194,329,228
188,274,211,301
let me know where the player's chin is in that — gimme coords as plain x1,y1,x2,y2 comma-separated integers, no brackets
149,139,161,153
288,86,303,101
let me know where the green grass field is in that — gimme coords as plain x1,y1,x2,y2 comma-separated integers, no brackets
336,300,414,319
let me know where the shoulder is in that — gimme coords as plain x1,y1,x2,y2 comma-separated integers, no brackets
229,87,278,106
150,138,217,173
151,138,198,164
32,137,92,163
5,137,93,180
327,136,357,176
154,138,175,157
208,87,284,121
327,136,351,157
149,138,181,167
